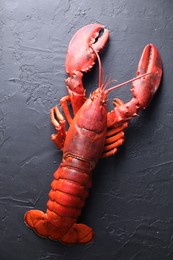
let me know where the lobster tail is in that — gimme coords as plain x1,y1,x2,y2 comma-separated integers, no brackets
24,164,95,244
60,223,94,244
24,210,94,244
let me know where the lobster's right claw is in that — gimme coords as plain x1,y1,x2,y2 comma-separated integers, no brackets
65,24,109,114
65,24,109,75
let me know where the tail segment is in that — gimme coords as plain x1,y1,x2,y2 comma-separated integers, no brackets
24,209,94,244
61,223,94,244
24,164,94,244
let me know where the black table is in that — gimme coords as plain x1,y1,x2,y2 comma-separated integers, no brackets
0,0,173,259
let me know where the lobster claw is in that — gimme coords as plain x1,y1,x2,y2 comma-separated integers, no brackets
64,24,109,114
65,24,109,75
107,44,162,127
132,44,162,109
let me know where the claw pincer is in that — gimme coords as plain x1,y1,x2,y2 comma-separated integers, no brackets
133,43,162,109
66,24,109,74
24,24,162,244
65,24,109,114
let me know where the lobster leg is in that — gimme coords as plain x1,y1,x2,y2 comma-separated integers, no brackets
50,106,66,150
102,122,128,158
60,96,73,125
103,100,128,158
50,96,78,149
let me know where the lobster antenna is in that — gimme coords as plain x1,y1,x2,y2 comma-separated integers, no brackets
91,47,103,89
103,78,116,90
106,72,151,94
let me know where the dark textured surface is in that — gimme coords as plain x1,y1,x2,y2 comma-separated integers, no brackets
0,0,173,259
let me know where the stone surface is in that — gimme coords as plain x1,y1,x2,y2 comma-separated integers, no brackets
0,0,173,259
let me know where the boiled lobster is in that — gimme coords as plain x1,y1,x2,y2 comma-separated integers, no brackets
24,24,162,244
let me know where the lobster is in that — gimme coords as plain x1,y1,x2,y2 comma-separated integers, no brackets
24,24,162,244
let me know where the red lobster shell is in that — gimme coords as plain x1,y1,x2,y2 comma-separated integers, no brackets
24,24,162,244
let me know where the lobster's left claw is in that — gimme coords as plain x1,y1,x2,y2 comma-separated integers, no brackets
132,44,162,109
107,44,162,127
65,24,109,75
